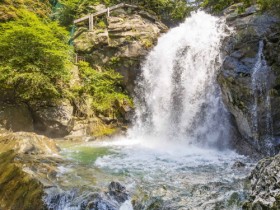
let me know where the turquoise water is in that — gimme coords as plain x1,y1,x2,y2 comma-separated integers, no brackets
50,139,255,210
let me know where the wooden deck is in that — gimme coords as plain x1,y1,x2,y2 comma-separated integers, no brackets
74,3,138,30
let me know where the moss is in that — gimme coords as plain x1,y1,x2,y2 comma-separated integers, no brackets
89,122,118,138
141,38,153,49
97,20,107,29
109,56,121,66
0,151,46,210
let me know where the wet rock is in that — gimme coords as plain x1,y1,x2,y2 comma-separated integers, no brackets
0,131,60,155
219,4,280,156
0,130,62,210
243,154,280,209
44,182,129,210
108,181,129,203
232,161,246,169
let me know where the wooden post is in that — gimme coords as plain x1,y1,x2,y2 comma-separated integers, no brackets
89,14,93,31
107,7,110,17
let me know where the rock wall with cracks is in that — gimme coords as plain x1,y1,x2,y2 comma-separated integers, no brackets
218,3,280,156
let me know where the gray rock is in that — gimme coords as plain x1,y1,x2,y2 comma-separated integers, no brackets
31,100,74,138
219,5,280,156
73,8,168,93
232,161,246,169
243,154,280,209
108,181,129,203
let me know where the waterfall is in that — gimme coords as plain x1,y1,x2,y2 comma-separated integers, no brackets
129,11,230,149
251,40,274,152
43,12,252,210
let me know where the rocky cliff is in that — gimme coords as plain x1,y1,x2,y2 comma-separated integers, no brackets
218,3,280,156
0,6,167,139
73,4,168,93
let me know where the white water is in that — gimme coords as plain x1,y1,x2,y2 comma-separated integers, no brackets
251,40,274,151
128,11,230,150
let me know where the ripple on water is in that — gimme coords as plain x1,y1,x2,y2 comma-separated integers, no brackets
54,138,255,210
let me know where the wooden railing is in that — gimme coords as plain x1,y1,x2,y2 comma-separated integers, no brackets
73,3,138,31
74,54,86,64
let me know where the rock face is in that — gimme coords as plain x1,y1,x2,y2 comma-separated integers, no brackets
243,154,280,209
0,103,34,132
0,131,62,210
218,4,280,155
0,100,74,138
74,5,168,92
31,100,74,138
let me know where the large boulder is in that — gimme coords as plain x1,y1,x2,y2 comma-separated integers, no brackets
74,5,168,92
218,4,280,155
0,103,34,132
243,154,280,209
0,131,62,210
0,100,75,138
31,100,74,138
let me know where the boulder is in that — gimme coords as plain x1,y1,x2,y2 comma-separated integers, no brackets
108,181,129,203
243,154,280,209
0,102,34,132
31,100,74,138
0,131,62,210
218,4,280,155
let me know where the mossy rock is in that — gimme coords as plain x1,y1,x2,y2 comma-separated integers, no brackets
0,151,46,210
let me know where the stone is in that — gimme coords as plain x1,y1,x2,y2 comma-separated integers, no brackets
0,131,60,155
232,161,246,169
218,5,280,156
0,102,34,132
243,154,280,209
31,100,74,138
0,130,62,210
108,181,129,203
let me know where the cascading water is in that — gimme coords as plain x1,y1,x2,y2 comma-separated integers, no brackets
45,12,255,210
251,40,274,153
130,11,230,149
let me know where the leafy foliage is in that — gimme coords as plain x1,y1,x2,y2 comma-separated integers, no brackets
54,0,190,27
201,0,251,13
0,10,72,101
201,0,280,14
257,0,280,14
75,62,132,117
0,0,51,22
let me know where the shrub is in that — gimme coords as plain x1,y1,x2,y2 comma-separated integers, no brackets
0,10,72,102
75,62,133,117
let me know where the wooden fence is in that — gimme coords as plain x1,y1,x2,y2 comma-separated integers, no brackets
73,3,138,31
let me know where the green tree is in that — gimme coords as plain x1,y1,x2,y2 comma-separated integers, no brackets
0,10,72,102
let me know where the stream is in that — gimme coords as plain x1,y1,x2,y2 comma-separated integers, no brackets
45,11,257,210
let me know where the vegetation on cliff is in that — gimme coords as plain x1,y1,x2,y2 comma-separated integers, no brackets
201,0,280,14
55,0,190,27
0,0,51,22
73,61,132,117
0,10,72,102
0,0,134,128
